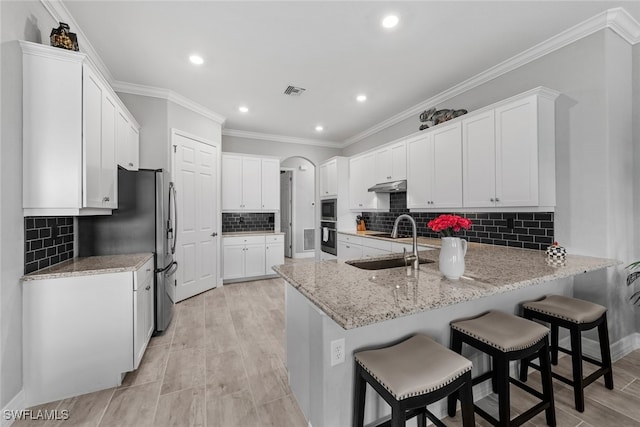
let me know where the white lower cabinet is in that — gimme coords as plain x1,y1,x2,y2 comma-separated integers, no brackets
223,234,284,281
22,256,154,407
337,233,433,261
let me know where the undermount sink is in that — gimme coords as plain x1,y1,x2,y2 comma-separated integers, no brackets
371,233,412,239
346,257,434,270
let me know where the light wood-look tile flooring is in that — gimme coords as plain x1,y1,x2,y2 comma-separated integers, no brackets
15,273,640,427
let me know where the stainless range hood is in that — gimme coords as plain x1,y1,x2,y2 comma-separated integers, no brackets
367,180,407,193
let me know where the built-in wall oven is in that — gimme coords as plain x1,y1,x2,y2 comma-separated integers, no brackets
320,221,337,255
321,198,337,222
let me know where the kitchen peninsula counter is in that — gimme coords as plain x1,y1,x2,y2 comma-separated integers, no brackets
275,244,619,427
273,244,618,329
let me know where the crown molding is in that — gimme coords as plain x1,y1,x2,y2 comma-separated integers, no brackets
111,81,226,125
222,129,343,149
344,7,640,147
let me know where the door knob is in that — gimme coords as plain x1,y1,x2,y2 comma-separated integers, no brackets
211,232,218,237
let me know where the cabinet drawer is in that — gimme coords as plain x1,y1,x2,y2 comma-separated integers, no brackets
265,234,284,244
224,235,266,246
337,233,363,245
135,257,154,291
361,237,392,252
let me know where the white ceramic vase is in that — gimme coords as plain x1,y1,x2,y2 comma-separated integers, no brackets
439,237,468,280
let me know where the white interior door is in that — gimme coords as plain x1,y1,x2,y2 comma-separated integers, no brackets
172,131,219,302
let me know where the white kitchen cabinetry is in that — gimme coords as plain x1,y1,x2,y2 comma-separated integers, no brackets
133,258,154,370
21,41,139,216
337,233,433,261
261,158,280,210
320,158,338,198
223,234,284,281
375,141,407,183
463,90,558,208
116,109,140,171
222,154,280,212
407,122,462,209
265,234,285,274
349,153,389,211
23,256,154,406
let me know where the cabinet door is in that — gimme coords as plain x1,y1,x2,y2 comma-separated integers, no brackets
82,65,104,208
320,159,337,197
222,155,244,210
358,153,377,209
241,157,262,210
116,110,132,170
244,243,266,277
101,94,117,208
133,287,144,369
362,246,389,258
261,158,280,210
223,245,245,280
265,242,285,273
390,141,407,180
349,156,363,210
431,122,462,208
495,97,539,206
375,147,392,183
406,135,432,209
128,124,139,171
337,241,363,261
463,111,496,207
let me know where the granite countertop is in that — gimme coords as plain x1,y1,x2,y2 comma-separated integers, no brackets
22,253,154,281
273,243,620,330
337,230,441,248
222,231,285,237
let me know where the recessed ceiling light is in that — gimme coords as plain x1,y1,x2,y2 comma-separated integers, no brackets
315,125,324,132
356,94,367,102
189,55,204,65
238,106,249,113
382,15,399,29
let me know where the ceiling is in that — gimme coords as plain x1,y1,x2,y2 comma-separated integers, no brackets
63,1,640,145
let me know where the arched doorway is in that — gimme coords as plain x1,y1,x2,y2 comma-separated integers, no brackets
280,157,316,259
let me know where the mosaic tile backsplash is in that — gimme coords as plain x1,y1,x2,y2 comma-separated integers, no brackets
222,213,275,233
24,217,74,274
361,192,554,250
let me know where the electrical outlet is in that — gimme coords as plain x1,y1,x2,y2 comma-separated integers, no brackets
330,338,345,366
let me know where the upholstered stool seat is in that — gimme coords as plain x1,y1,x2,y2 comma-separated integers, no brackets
448,310,556,427
520,295,613,412
353,334,475,427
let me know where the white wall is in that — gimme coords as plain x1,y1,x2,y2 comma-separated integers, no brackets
281,157,316,257
0,0,58,410
342,29,639,342
222,135,341,166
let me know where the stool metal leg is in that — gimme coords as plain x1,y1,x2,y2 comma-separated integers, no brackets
598,314,614,390
459,371,475,427
550,323,559,365
569,327,585,412
495,354,510,427
448,331,464,417
539,338,556,427
353,363,366,427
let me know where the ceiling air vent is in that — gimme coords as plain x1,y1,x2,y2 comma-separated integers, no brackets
283,85,306,96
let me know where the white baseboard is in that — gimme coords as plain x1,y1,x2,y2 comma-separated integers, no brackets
2,390,24,427
559,331,640,362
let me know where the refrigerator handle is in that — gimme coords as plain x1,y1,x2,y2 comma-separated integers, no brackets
168,182,178,255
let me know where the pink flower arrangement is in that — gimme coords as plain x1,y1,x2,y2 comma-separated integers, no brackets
427,214,472,237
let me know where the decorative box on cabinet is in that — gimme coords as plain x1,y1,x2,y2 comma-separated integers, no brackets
20,41,139,216
22,256,154,407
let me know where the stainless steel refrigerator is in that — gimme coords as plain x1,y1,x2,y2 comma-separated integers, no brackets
78,168,177,333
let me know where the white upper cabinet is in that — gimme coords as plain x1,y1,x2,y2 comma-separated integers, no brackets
21,41,139,216
375,141,406,183
116,109,139,171
261,158,280,210
221,154,280,212
407,122,462,209
349,153,389,211
463,90,558,208
319,158,338,198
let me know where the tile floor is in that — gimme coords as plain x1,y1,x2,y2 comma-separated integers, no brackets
13,272,640,427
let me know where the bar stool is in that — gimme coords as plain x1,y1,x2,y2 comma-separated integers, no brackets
519,295,614,412
448,310,556,427
353,334,475,427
